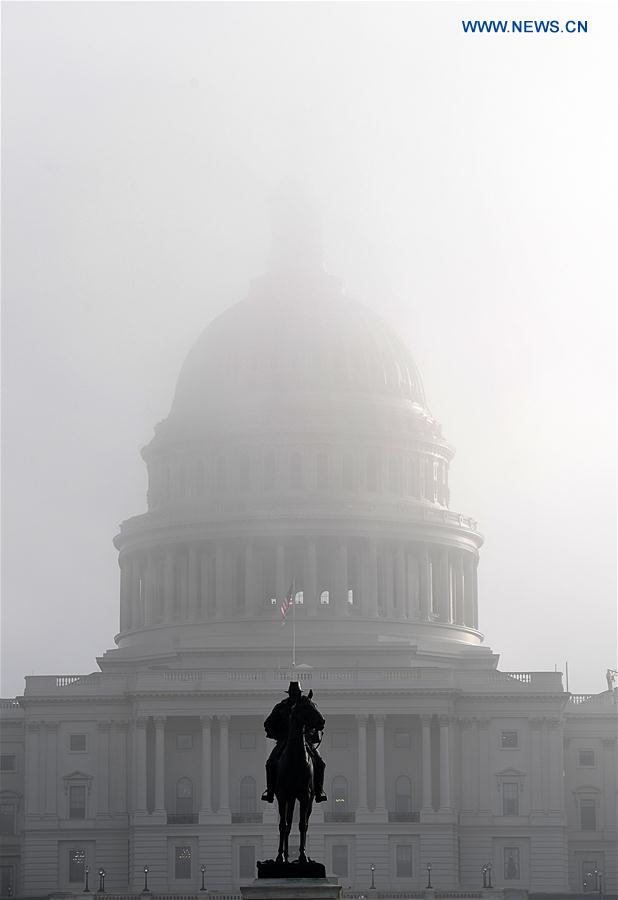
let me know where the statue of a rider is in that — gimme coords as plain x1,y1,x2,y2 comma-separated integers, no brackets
261,681,327,803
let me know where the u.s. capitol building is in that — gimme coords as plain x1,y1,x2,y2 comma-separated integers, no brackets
1,221,616,897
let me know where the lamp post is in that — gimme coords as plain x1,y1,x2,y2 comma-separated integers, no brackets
83,866,90,894
370,864,375,890
482,865,487,889
97,869,106,893
426,863,432,890
200,864,207,892
487,862,493,889
143,866,150,894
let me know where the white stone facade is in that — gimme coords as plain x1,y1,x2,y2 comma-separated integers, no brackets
1,249,616,897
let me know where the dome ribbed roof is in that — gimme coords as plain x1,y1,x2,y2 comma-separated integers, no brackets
171,271,428,426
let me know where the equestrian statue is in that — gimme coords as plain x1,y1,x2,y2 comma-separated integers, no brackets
261,680,327,866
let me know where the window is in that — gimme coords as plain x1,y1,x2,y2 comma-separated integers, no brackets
0,803,15,835
500,731,519,749
331,776,348,814
580,799,597,831
69,734,86,753
578,749,595,767
295,591,304,605
331,732,349,749
174,845,192,879
347,589,354,605
69,785,86,820
395,776,412,813
320,591,330,605
317,453,328,490
290,453,302,489
396,844,413,878
176,778,193,815
240,733,256,750
394,731,411,749
68,848,86,883
332,845,348,877
240,777,257,814
503,848,520,880
176,734,193,751
239,845,255,878
502,782,519,816
0,754,16,772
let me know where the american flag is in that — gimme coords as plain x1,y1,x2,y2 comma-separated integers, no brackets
280,583,294,624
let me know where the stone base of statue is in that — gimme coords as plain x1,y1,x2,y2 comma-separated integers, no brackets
242,865,341,900
256,859,327,879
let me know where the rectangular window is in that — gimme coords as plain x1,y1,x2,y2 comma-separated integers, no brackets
502,782,519,816
68,848,86,883
239,845,255,878
332,845,348,877
578,749,596,767
396,844,413,878
174,846,192,879
69,734,87,752
0,754,16,772
331,731,349,749
580,799,597,831
240,732,256,750
176,734,193,751
394,731,411,749
503,847,520,880
500,731,519,749
0,804,15,835
69,785,86,819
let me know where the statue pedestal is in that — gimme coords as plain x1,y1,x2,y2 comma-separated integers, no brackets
242,877,341,900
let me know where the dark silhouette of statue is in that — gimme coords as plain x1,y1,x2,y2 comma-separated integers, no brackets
261,681,326,865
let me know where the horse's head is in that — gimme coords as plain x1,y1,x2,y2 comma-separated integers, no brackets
290,694,324,733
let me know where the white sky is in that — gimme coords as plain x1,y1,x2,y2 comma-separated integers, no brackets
1,1,616,696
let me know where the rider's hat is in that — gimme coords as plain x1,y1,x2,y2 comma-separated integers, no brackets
285,681,302,696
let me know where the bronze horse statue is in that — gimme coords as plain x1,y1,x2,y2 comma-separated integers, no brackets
274,691,324,864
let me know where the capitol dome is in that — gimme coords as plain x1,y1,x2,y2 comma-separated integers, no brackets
110,223,485,671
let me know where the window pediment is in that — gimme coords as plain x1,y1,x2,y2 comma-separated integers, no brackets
62,771,93,796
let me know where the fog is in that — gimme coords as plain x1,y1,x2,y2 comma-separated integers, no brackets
1,2,616,696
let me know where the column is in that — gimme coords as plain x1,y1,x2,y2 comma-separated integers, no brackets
218,715,230,814
244,543,254,614
154,716,166,814
439,550,450,621
395,545,406,617
96,721,111,817
478,718,491,814
179,549,189,620
463,554,474,627
215,543,225,617
374,714,386,811
530,718,543,812
421,547,433,619
111,721,129,814
143,552,156,625
365,539,379,617
188,543,199,619
548,718,564,813
45,723,58,816
459,718,473,812
119,557,130,631
25,722,41,816
130,558,141,629
357,715,368,812
421,715,432,812
439,716,452,811
304,539,318,615
275,542,285,601
134,717,148,814
335,541,348,613
200,716,213,816
603,738,617,826
453,553,465,625
200,545,210,618
163,549,175,623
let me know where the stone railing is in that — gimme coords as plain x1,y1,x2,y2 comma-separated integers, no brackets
569,691,617,708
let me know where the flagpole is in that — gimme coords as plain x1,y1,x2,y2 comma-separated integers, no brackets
292,577,296,671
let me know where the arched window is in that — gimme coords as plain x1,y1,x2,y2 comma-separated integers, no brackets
320,591,330,606
331,775,348,816
395,775,412,813
176,778,193,815
239,776,256,814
